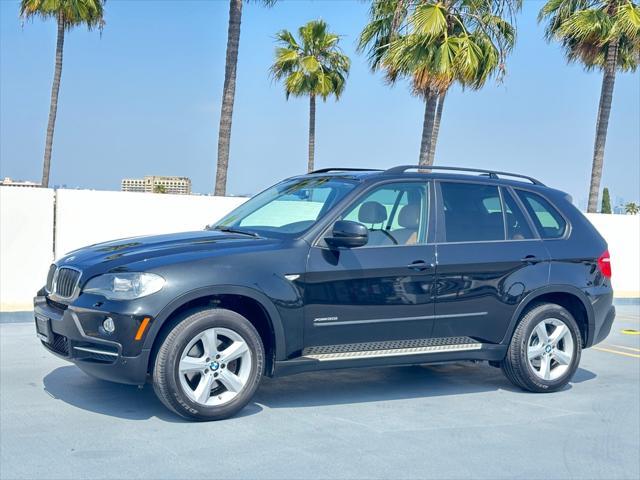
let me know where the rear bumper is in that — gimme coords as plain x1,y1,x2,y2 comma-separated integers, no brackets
34,295,150,385
580,285,615,348
591,305,616,347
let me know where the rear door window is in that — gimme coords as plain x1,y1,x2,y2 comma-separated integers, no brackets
516,190,567,239
440,182,505,242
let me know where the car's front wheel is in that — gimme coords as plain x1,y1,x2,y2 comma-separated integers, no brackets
152,308,264,421
502,302,582,393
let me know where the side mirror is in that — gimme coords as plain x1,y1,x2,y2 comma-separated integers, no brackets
325,220,368,249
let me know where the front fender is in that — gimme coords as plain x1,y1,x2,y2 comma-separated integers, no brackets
142,284,287,360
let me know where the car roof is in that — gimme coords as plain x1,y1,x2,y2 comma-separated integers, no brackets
293,166,555,192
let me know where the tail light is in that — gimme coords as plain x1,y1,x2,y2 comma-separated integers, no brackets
597,250,612,278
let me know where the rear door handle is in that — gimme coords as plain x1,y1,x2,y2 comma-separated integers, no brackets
407,260,434,271
521,255,542,264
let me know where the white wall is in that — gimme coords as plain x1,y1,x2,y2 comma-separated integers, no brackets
0,188,245,311
585,213,640,298
0,188,638,310
55,189,246,257
0,187,55,311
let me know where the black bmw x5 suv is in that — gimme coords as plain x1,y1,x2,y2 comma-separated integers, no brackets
34,166,615,420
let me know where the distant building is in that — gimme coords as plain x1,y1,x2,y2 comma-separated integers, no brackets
0,177,40,188
121,176,192,195
120,178,146,193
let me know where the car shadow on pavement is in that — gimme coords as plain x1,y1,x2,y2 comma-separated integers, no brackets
253,362,598,409
43,362,597,421
43,366,194,422
254,363,504,409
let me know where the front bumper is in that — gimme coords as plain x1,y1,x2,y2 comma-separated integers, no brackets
34,295,151,385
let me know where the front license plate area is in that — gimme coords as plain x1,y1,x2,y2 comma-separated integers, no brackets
35,315,52,343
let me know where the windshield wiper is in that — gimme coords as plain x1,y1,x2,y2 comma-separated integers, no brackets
212,226,261,238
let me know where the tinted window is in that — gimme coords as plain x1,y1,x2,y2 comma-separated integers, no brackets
341,182,428,246
516,190,567,239
441,183,505,242
502,189,535,240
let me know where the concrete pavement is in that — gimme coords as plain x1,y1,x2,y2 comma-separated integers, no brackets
1,306,638,479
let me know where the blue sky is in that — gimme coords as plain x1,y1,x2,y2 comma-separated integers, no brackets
1,0,638,208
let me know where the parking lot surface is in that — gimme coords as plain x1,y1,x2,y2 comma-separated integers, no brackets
1,305,639,480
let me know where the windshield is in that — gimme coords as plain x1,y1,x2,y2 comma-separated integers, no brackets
212,177,358,238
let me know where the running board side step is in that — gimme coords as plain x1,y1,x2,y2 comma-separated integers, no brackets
304,342,481,361
302,336,481,362
273,338,507,377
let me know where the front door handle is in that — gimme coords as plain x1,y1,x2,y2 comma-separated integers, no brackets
407,260,433,271
521,255,542,264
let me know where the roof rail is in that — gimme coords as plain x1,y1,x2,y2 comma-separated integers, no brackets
309,167,383,174
385,165,544,186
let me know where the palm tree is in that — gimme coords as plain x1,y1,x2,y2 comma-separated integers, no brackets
359,0,520,165
215,0,276,196
20,0,105,188
539,0,640,213
271,20,351,172
626,202,639,214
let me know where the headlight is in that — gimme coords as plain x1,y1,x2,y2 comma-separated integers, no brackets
83,273,165,300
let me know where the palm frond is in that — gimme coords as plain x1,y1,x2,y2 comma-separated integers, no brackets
301,55,320,73
411,3,448,40
284,71,306,99
274,29,299,49
613,1,640,40
559,9,613,43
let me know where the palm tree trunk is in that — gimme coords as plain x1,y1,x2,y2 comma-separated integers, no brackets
42,15,65,188
426,90,446,166
308,94,316,172
214,0,243,196
419,90,438,166
587,40,618,213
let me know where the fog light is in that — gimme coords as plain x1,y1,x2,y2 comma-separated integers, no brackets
102,317,115,334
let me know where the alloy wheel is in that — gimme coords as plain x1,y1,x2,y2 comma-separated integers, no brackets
527,318,574,381
178,327,253,406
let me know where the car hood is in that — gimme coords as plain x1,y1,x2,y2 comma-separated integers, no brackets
56,230,278,272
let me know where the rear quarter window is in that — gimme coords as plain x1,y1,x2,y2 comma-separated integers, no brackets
516,190,567,239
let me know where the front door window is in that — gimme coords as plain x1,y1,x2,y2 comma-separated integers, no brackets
340,182,429,247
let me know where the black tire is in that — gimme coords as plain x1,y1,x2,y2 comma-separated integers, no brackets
152,308,264,421
501,303,582,393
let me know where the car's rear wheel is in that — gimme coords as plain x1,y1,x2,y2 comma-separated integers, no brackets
152,308,264,421
502,303,582,392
